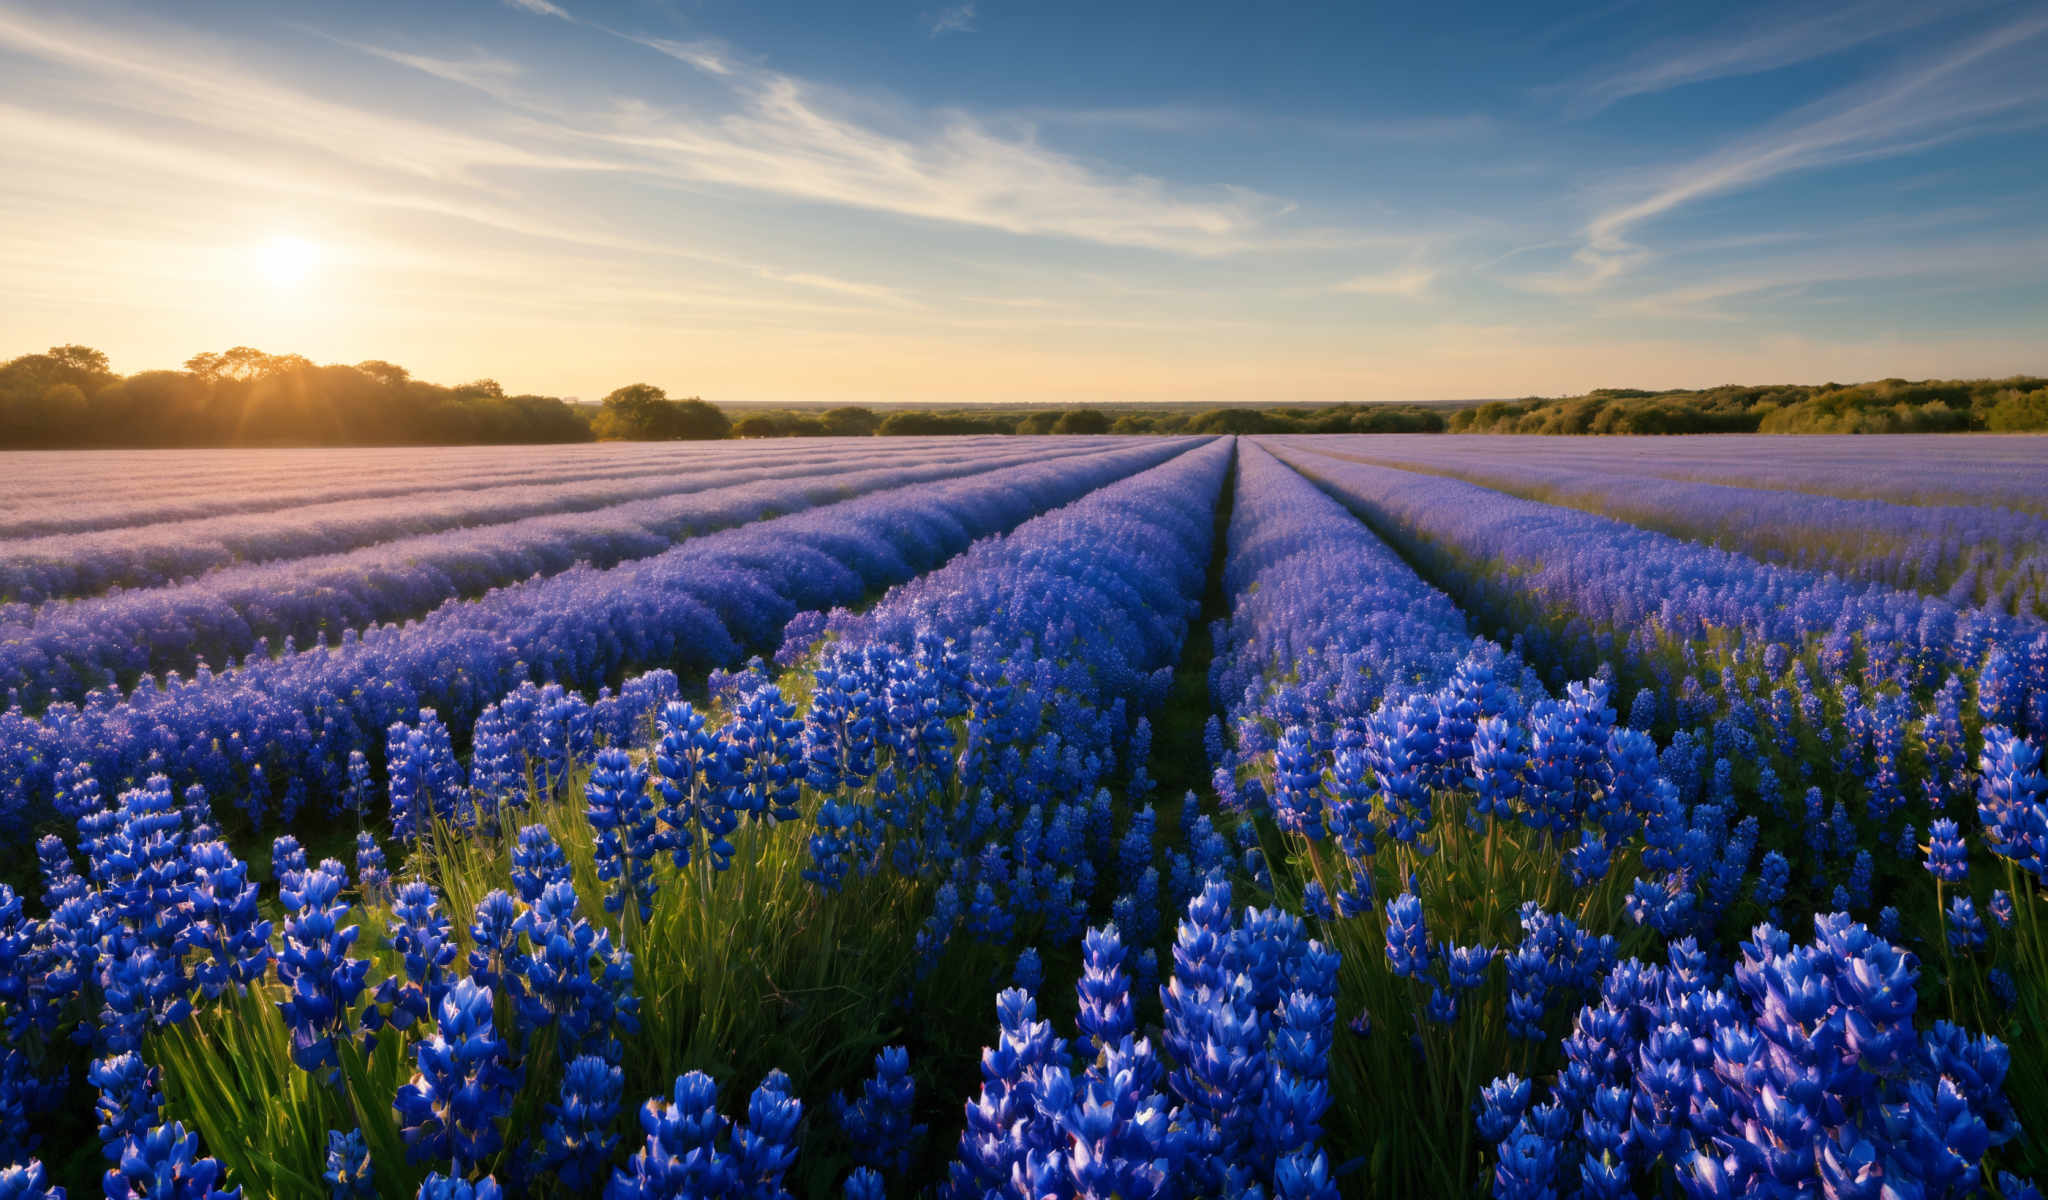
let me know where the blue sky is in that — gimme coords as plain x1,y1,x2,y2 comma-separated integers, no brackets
1,0,2043,404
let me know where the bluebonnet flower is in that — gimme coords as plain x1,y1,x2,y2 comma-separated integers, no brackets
1012,947,1043,994
609,1067,799,1200
1988,967,2018,1009
271,835,308,882
103,1121,241,1200
1924,818,1970,883
1271,727,1325,841
90,1052,160,1163
324,1129,373,1200
276,861,370,1080
586,747,660,923
0,1159,61,1200
1989,889,2014,928
833,1046,923,1179
103,776,195,1009
394,977,517,1173
1977,727,2047,886
1477,1074,1531,1144
387,710,465,847
964,882,1012,945
345,751,375,823
842,1168,885,1200
1383,893,1431,979
350,835,389,908
1946,896,1986,951
723,686,804,825
610,1071,734,1198
467,709,523,830
654,702,732,872
514,879,640,1061
954,987,1069,1196
511,824,572,904
466,889,522,1001
540,1055,624,1194
1077,925,1135,1051
732,1070,803,1199
1844,849,1875,910
1446,943,1495,991
186,841,271,1000
1751,850,1790,919
416,1175,503,1200
368,880,457,1035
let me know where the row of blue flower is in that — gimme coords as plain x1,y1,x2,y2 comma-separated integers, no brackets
0,440,1199,832
0,437,921,606
1262,441,2048,864
1205,442,2042,1195
0,435,1377,1198
0,440,1105,711
0,439,736,541
1291,434,2048,618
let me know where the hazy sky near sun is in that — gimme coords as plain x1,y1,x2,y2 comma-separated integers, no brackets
2,0,2045,405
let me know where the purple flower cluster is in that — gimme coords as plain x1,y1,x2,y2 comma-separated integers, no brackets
1480,915,2022,1199
0,440,1196,830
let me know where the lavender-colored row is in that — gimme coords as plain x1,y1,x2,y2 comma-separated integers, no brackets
0,441,747,539
0,439,1079,605
0,442,1095,710
1293,435,2048,618
1265,440,2048,734
0,439,1205,831
1357,433,2048,514
1209,441,1515,748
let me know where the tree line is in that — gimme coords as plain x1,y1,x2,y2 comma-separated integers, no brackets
0,344,1452,446
1452,377,2048,435
0,346,593,447
4,345,2040,446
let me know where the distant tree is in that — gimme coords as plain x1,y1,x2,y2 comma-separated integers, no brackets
592,384,731,440
46,345,110,376
820,406,880,436
184,346,312,382
878,411,1011,435
1016,411,1060,435
1986,387,2048,432
456,378,506,399
354,360,412,387
1187,408,1277,435
1052,408,1111,435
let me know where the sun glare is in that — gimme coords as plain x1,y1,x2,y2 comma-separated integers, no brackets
258,235,320,287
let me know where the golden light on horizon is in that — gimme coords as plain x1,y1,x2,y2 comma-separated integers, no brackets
257,235,321,288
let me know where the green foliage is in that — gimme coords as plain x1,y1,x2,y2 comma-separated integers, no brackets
1449,376,2048,434
592,383,731,441
0,344,592,447
876,410,1017,435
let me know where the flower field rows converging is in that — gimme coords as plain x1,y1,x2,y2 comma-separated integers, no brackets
0,434,2045,1199
0,439,1116,605
1282,434,2048,619
0,439,1119,710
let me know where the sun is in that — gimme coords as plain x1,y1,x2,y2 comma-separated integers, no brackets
257,235,321,287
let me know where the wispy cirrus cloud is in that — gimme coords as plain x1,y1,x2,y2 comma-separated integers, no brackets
632,35,734,76
1015,103,1493,142
0,5,1346,259
1334,265,1437,296
501,0,571,20
1522,12,2048,294
1568,0,1969,114
1614,234,2048,319
927,4,977,36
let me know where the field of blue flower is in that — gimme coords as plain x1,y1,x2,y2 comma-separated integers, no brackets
0,433,2043,1199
